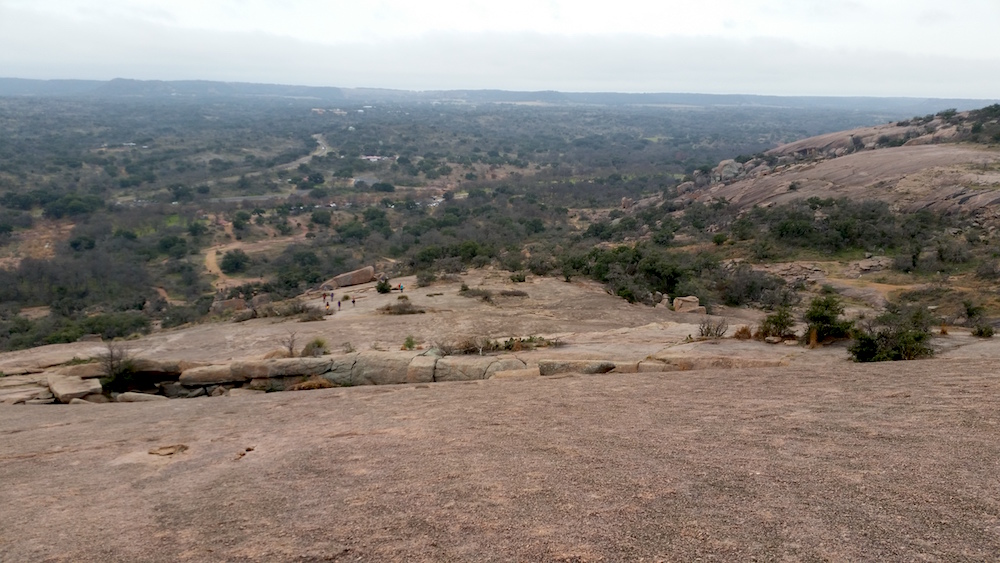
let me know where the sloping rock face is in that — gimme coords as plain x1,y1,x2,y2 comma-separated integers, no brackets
322,266,376,289
47,375,103,403
230,358,334,381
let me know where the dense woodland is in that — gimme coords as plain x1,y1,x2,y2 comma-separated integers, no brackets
0,92,996,352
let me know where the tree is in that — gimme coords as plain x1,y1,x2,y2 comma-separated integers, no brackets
220,249,250,274
804,295,853,341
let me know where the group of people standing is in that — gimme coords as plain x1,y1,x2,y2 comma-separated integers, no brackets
323,292,355,315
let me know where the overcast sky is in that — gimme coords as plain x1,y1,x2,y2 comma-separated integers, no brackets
1,0,998,97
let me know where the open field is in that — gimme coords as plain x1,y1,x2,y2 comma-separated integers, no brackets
3,358,1000,561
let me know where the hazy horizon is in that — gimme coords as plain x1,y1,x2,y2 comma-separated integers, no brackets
1,0,999,98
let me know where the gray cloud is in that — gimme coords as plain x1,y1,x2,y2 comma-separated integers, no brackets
1,6,998,98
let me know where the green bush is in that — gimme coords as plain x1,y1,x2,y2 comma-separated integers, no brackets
972,324,995,338
759,306,795,338
376,279,392,294
804,295,853,341
848,305,934,362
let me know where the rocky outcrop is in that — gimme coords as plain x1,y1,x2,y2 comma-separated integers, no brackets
230,357,334,381
211,298,247,314
435,356,525,382
47,374,103,403
351,351,414,385
714,159,743,183
405,355,437,384
179,365,241,386
51,363,105,379
672,296,707,315
321,266,376,290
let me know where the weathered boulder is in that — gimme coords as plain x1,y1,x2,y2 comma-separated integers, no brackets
82,393,110,403
52,363,105,379
130,359,187,377
47,374,103,403
158,381,189,398
435,356,497,382
484,357,528,378
322,266,376,289
251,293,272,307
714,159,743,182
69,398,94,405
211,298,247,314
405,355,437,384
351,352,415,385
116,392,168,402
672,296,706,314
320,354,359,386
537,360,616,376
230,357,334,380
179,364,241,386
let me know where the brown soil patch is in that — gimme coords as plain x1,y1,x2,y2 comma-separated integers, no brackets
3,359,1000,560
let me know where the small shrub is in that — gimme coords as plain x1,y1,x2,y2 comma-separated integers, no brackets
972,324,995,338
733,325,753,340
299,307,326,322
712,233,728,246
403,335,416,350
848,304,934,362
459,286,494,303
398,295,409,300
376,279,392,294
499,289,528,297
379,301,425,315
301,338,329,357
416,270,437,287
510,272,526,283
759,306,795,338
698,317,729,338
341,342,355,353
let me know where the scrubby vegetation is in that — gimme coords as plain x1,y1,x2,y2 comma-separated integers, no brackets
0,91,997,362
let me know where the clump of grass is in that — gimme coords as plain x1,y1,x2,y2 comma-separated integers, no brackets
289,376,334,391
733,325,753,340
500,289,528,297
403,335,417,350
459,284,494,303
379,301,425,315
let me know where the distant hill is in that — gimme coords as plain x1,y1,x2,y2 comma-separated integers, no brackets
1,77,996,114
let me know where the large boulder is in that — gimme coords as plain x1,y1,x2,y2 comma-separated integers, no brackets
211,298,247,314
434,356,497,382
322,266,376,290
51,363,105,379
714,159,743,183
405,356,437,384
320,354,359,386
47,374,103,403
179,365,241,386
672,296,706,314
537,360,616,376
351,352,415,385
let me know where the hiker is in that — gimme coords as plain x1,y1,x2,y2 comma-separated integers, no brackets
325,303,330,315
352,298,356,306
338,300,342,310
